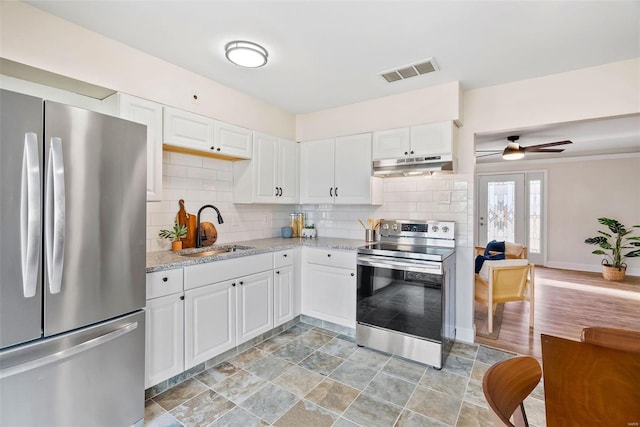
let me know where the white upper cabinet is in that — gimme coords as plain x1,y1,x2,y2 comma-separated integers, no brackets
103,93,163,201
214,120,252,159
300,134,381,205
163,106,252,159
372,121,455,160
372,128,411,160
163,106,214,151
410,121,455,156
234,132,298,204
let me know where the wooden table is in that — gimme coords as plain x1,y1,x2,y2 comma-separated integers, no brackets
541,334,640,426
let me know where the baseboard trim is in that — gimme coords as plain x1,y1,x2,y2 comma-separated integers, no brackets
545,261,639,277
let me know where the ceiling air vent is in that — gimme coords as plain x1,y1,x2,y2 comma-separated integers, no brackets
379,57,439,83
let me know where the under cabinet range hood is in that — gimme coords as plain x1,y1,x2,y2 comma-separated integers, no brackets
373,154,454,177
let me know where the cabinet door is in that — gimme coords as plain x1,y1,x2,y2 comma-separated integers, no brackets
278,139,299,204
163,107,214,152
274,265,295,327
410,121,453,156
302,263,356,328
184,281,236,369
372,128,411,159
214,120,252,159
334,133,373,204
236,271,273,344
299,139,335,204
253,132,278,203
118,94,163,201
145,294,184,388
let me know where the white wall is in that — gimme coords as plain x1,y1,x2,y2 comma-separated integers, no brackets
477,154,640,276
0,1,295,140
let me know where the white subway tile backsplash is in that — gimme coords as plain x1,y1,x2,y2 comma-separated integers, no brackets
147,150,473,252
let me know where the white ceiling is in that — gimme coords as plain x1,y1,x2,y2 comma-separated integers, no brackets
27,0,640,115
24,1,640,161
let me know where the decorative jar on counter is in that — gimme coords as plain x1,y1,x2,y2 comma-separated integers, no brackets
289,212,304,237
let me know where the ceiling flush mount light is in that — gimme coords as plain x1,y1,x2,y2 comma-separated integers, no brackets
502,143,525,160
225,40,268,68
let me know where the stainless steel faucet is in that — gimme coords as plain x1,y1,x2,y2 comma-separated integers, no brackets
196,204,224,248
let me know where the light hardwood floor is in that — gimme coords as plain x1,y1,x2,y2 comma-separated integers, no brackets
474,267,640,358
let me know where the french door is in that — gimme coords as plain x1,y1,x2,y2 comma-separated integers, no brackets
477,172,545,265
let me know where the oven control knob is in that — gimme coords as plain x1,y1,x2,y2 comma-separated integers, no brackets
442,226,449,233
382,223,389,230
432,225,439,232
392,224,398,231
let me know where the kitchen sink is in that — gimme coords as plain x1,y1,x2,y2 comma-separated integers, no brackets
179,245,254,258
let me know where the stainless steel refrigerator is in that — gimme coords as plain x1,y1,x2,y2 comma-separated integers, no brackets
0,89,147,426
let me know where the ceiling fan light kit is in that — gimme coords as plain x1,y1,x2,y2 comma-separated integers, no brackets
502,144,525,160
225,40,268,68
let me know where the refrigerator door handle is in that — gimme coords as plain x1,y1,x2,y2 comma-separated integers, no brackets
0,321,139,380
20,132,41,298
45,137,65,294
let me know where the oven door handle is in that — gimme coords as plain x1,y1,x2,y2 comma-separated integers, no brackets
357,255,443,274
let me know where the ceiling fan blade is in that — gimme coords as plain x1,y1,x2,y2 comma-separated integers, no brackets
523,140,572,150
525,148,566,153
476,152,501,158
475,149,503,152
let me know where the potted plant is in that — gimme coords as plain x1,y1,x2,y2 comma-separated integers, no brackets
302,224,316,238
159,221,188,251
584,217,640,280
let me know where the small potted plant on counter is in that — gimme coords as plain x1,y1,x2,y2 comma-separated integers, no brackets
584,217,640,280
159,220,188,251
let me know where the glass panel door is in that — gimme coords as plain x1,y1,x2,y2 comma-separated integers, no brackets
477,172,545,265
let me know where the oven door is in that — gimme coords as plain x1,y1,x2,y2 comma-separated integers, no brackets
357,254,443,343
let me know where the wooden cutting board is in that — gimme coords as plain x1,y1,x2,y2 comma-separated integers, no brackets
177,199,197,249
199,222,217,246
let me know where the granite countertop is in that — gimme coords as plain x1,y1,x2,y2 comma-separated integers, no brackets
146,237,366,272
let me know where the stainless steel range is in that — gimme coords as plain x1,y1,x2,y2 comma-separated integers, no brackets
356,219,456,369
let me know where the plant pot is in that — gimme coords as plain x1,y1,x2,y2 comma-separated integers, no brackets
602,262,626,281
171,241,183,252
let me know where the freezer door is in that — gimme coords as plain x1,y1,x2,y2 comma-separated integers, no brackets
0,310,145,426
43,101,146,336
0,90,43,349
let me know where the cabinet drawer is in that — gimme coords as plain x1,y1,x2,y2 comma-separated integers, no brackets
146,268,183,299
274,250,294,268
305,248,356,270
184,253,273,290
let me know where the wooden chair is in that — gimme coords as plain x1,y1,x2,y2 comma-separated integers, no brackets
475,261,534,334
580,326,640,353
482,356,542,427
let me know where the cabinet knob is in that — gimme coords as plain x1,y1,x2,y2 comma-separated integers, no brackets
232,282,236,287
404,151,408,155
351,273,355,277
276,271,280,274
335,187,338,197
327,254,331,257
216,148,221,151
162,277,168,282
179,295,185,300
210,146,215,150
283,254,288,258
410,150,414,154
239,281,244,285
329,187,333,197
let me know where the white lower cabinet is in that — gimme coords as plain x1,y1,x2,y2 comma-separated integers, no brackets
274,265,295,326
184,280,236,369
301,248,356,328
236,271,274,343
145,294,184,388
145,269,185,388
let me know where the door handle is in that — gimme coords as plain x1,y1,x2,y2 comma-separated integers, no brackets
20,132,41,298
45,137,65,295
0,321,138,380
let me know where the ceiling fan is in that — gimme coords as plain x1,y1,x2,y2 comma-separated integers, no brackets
476,135,573,160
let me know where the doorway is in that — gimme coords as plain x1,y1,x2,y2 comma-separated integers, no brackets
477,172,545,265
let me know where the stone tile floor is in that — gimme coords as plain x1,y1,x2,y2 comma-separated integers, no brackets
145,322,546,426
